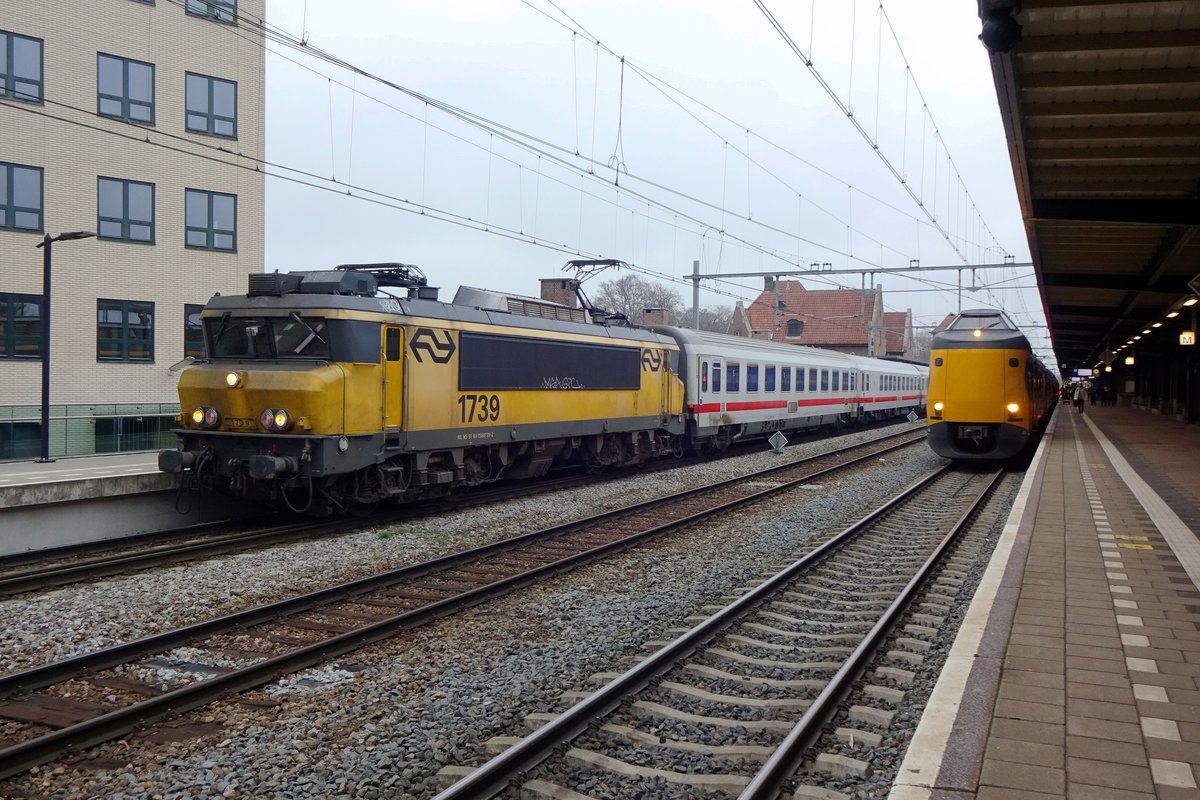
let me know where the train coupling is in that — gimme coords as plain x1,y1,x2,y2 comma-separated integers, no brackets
249,454,301,480
158,449,201,474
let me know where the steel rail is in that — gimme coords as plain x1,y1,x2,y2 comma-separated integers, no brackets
738,467,1006,799
432,463,955,800
0,431,923,781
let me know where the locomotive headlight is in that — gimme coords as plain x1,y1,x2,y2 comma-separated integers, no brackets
191,407,206,426
337,436,350,452
972,329,982,338
204,407,221,427
225,371,243,388
272,410,293,431
259,408,276,430
1006,402,1020,414
933,402,944,412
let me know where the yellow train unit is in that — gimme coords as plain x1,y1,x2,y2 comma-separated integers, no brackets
926,308,1058,461
160,264,685,515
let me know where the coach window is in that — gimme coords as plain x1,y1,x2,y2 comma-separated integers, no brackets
781,366,791,392
700,361,708,392
808,368,817,391
726,362,740,392
765,366,776,392
832,371,840,391
820,369,829,391
712,361,721,392
747,364,759,392
851,373,856,391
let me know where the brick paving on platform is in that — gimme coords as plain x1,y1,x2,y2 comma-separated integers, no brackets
975,404,1200,800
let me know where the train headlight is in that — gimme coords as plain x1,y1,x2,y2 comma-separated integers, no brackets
259,408,294,431
225,371,243,388
933,402,944,412
972,329,983,338
1007,402,1020,414
192,406,220,428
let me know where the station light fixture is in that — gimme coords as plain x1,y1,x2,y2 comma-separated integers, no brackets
1167,311,1180,318
1134,335,1142,340
1185,298,1198,307
1152,322,1163,328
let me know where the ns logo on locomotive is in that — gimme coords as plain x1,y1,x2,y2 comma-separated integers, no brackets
159,262,929,515
925,309,1059,461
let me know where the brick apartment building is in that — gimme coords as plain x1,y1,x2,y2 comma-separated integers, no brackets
0,0,265,458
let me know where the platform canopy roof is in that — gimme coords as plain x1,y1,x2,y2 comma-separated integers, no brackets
979,0,1200,370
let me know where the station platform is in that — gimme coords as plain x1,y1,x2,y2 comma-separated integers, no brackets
893,402,1200,799
0,451,240,556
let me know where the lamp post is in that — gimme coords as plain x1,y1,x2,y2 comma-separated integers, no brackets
34,231,96,463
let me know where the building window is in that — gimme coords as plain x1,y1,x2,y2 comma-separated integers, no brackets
1,293,42,359
1,31,43,103
185,189,236,250
187,0,236,23
786,319,803,338
0,161,42,232
185,72,237,138
97,299,154,362
97,53,154,124
98,177,154,243
184,304,204,358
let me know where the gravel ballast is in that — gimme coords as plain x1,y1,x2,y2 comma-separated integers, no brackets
0,422,942,799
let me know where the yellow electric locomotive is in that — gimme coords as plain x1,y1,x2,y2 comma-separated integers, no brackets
160,264,686,515
926,309,1057,461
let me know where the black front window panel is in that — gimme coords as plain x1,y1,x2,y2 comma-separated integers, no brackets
1,30,43,103
459,333,640,391
1,292,42,359
949,312,1011,331
202,316,379,363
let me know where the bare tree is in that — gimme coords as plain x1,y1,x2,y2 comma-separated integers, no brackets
589,273,732,332
590,274,685,323
696,305,733,334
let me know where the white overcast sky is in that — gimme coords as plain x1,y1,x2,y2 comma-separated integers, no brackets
261,0,1051,359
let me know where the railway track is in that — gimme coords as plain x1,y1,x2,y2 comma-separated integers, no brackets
0,429,924,781
432,465,1008,800
0,423,921,597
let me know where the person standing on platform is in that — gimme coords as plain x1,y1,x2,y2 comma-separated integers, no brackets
1089,382,1098,405
1074,382,1086,413
1103,384,1115,407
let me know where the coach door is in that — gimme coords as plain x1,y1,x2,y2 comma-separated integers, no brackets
383,326,404,428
